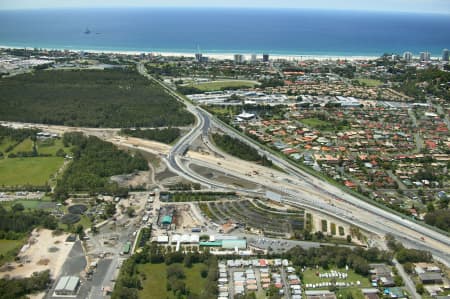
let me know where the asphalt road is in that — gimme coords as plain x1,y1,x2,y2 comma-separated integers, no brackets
45,241,87,299
393,259,420,299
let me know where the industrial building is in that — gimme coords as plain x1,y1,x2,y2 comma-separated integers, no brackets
162,215,173,226
419,272,444,284
158,206,175,228
54,276,80,296
199,239,247,249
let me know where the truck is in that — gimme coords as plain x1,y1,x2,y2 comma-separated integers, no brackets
122,241,131,255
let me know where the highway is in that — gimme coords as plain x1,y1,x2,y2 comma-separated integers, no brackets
139,63,450,265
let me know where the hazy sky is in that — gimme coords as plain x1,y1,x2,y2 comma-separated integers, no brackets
0,0,449,14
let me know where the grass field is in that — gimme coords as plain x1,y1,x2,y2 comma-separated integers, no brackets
0,198,57,210
0,138,15,153
302,267,370,288
138,263,207,299
190,80,257,91
357,78,382,87
11,138,33,154
336,288,365,299
0,157,63,186
0,239,23,256
301,118,333,129
36,139,66,156
0,239,24,265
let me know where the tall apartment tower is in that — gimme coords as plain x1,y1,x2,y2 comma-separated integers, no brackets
234,54,244,64
442,49,449,62
420,51,431,61
403,51,412,62
195,53,203,62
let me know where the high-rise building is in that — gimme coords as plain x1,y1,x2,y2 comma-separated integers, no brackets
262,53,269,62
442,49,449,62
403,51,412,62
250,54,257,63
420,51,431,61
234,54,244,64
195,53,203,62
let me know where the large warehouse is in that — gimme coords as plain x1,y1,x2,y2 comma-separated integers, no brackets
199,239,247,249
54,276,80,296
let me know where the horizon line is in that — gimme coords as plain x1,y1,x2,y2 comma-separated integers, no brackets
0,6,449,16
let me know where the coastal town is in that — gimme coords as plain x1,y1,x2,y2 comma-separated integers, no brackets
0,45,449,299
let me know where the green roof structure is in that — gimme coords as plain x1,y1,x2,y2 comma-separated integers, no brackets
162,215,173,225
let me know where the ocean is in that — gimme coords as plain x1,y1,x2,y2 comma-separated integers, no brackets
0,8,449,57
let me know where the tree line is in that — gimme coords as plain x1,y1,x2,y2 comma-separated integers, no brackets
212,133,273,167
386,234,433,264
0,270,51,299
54,132,149,198
0,125,39,157
0,125,38,144
424,210,450,232
280,245,392,277
121,127,181,144
161,191,236,202
0,204,58,240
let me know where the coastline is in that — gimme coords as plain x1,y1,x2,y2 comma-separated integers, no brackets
0,44,383,61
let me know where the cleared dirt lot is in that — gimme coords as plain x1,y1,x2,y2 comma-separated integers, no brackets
0,229,74,279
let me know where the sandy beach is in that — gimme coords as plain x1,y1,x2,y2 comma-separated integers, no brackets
0,45,384,61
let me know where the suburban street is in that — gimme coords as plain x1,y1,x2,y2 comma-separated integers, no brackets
135,63,450,266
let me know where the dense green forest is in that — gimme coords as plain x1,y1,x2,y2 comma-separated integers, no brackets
121,128,181,144
212,133,272,167
177,85,204,95
0,68,194,127
54,132,148,198
0,204,58,239
392,67,450,101
0,270,51,299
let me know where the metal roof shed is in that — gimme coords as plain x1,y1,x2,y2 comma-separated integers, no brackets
55,276,69,292
222,239,247,249
65,276,80,292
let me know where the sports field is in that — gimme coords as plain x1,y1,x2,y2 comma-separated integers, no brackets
0,157,63,186
190,80,257,91
138,263,208,299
